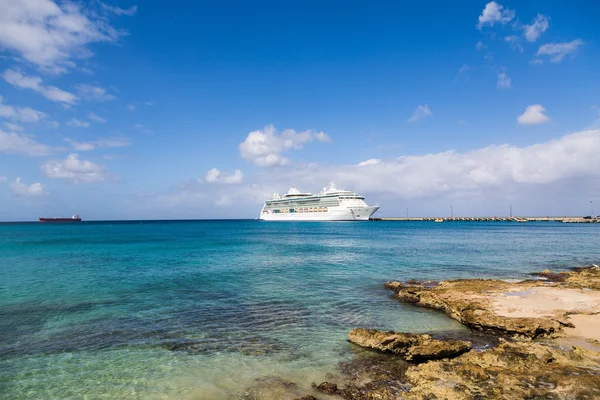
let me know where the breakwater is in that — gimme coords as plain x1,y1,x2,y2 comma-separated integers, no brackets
371,217,600,223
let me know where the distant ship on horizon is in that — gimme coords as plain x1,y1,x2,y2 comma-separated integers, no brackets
39,214,82,222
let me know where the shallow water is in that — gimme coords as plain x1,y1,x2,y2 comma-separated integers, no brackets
1,220,599,399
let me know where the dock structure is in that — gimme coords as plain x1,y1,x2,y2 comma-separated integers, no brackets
370,217,600,223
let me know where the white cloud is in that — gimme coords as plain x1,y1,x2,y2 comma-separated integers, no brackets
0,0,127,73
315,131,332,143
530,59,544,66
67,118,90,128
144,102,154,106
504,36,523,52
2,69,78,104
524,14,549,42
127,104,136,111
0,175,6,182
100,3,138,16
9,177,48,197
537,40,584,63
408,105,433,123
476,41,487,51
358,159,381,167
204,168,244,184
256,130,600,199
518,104,550,125
88,112,106,123
238,125,331,167
497,72,512,89
0,96,46,123
454,64,469,82
75,84,116,101
477,1,515,29
0,129,52,156
41,153,108,183
3,122,23,131
64,137,131,151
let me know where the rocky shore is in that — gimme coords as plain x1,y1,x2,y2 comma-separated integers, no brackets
242,265,600,399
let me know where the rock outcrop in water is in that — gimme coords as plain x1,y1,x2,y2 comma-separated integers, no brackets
311,265,600,400
384,265,600,339
348,328,471,361
246,266,600,399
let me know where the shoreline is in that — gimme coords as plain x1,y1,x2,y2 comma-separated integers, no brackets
243,264,600,399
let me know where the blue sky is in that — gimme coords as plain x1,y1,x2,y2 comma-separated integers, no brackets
1,0,599,220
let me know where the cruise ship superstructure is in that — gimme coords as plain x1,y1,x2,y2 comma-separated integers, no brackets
259,182,379,221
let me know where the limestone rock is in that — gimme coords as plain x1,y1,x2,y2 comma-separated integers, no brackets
348,328,471,361
386,266,600,338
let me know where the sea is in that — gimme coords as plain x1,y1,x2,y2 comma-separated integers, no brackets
1,220,599,399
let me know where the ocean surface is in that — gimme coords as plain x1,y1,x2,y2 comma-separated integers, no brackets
1,220,599,399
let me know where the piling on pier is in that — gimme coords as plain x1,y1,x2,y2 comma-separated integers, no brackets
369,217,599,223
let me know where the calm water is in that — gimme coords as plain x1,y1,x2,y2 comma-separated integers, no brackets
1,220,599,399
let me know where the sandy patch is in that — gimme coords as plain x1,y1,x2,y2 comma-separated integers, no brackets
563,314,600,342
493,287,600,318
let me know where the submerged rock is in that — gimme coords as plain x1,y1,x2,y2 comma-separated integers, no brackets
348,328,471,362
239,376,311,400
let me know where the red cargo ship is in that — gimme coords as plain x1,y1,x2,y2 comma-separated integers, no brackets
39,214,82,222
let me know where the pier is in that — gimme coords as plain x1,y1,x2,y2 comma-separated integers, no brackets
370,217,600,223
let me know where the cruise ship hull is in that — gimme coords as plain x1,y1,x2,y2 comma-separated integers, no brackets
259,206,379,221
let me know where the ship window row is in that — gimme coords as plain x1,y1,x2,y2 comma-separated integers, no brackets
265,201,338,208
272,208,328,213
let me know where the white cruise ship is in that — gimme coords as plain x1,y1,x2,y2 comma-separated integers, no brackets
259,182,379,221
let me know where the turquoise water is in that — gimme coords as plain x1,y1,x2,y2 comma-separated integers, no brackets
1,220,599,399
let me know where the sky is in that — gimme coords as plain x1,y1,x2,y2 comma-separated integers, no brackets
1,0,599,220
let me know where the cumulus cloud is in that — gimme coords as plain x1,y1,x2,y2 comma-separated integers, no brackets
75,84,116,101
357,159,381,167
0,96,46,123
2,69,78,104
9,177,48,197
204,168,244,184
524,14,549,42
258,130,600,199
0,129,52,156
0,0,129,73
3,122,24,131
42,153,108,183
477,1,515,29
239,125,331,167
88,112,106,123
537,40,584,63
497,72,512,89
67,118,90,128
0,175,6,182
64,137,131,151
504,35,523,52
518,104,550,125
408,105,433,123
